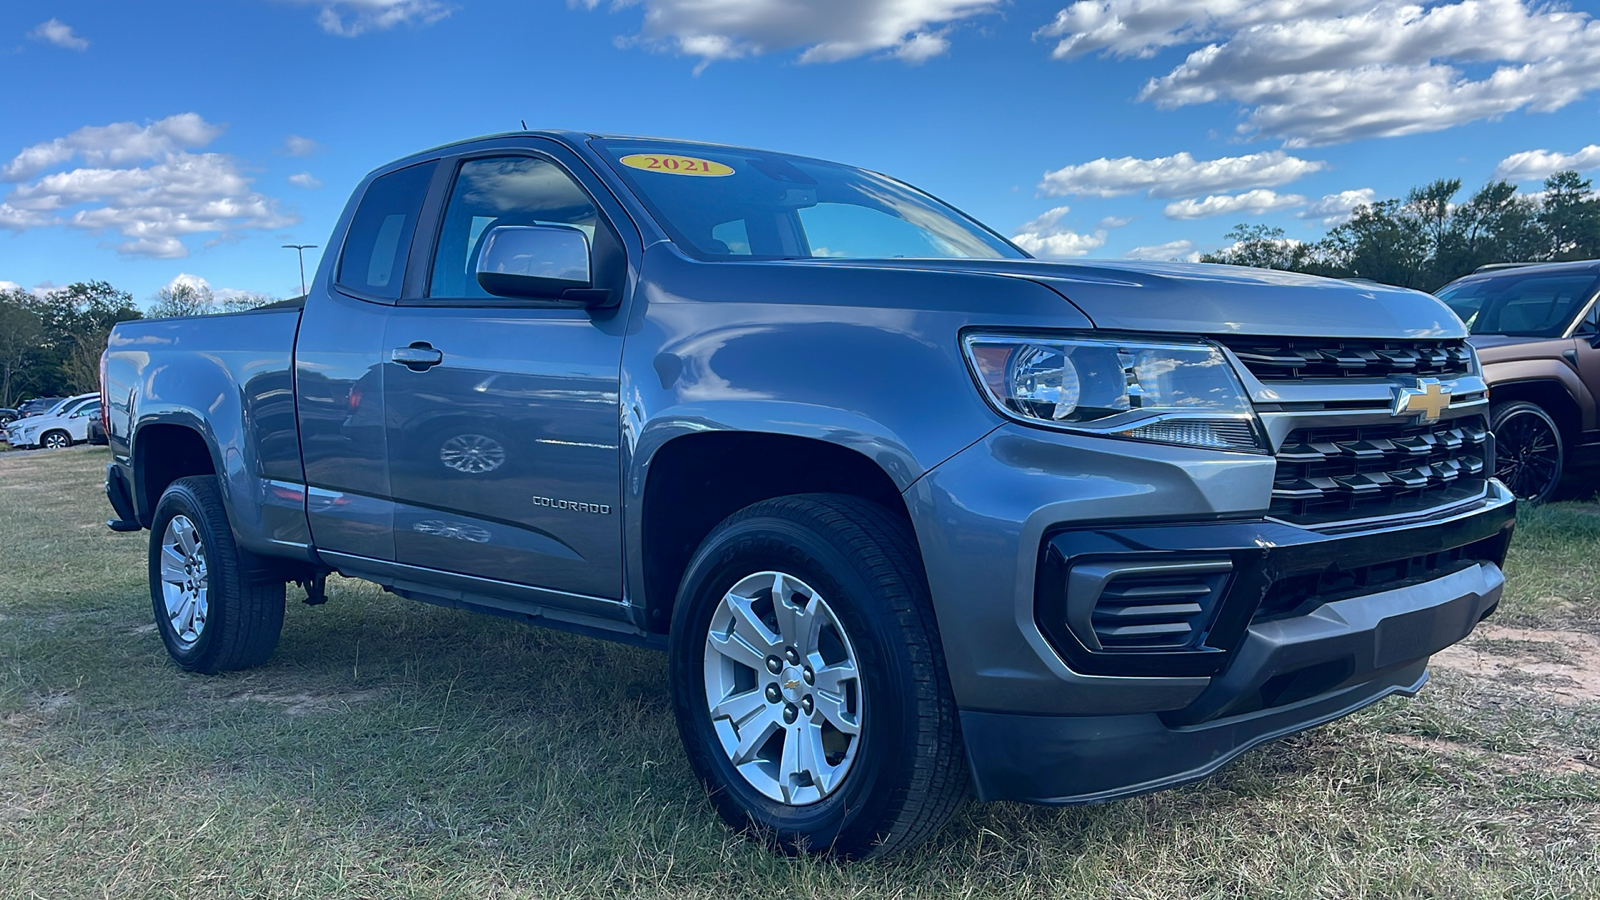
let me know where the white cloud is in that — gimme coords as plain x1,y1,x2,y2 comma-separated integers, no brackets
1124,239,1200,262
1164,189,1305,220
1098,215,1135,228
890,30,951,64
1011,205,1110,258
3,113,224,183
1299,188,1376,226
1042,0,1600,146
1040,150,1325,199
28,18,89,51
0,281,21,293
286,0,453,36
164,273,212,294
1493,145,1600,182
0,114,297,259
288,172,323,189
281,135,320,156
579,0,1001,67
1038,0,1353,60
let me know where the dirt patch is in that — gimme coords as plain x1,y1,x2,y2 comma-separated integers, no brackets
1431,625,1600,705
228,690,381,716
1,691,76,737
1385,734,1595,776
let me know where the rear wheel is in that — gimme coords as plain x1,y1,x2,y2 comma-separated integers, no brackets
149,476,285,673
41,430,71,450
668,494,968,857
1492,401,1564,503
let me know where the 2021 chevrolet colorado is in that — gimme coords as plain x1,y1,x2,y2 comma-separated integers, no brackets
103,131,1515,857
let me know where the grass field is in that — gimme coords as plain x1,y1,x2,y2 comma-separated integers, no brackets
2,448,1597,899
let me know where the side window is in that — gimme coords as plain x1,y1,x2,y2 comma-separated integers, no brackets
429,156,601,299
336,161,436,300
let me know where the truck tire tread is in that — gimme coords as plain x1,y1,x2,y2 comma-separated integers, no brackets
151,476,285,673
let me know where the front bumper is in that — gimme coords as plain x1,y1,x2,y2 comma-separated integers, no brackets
966,555,1503,803
909,423,1514,804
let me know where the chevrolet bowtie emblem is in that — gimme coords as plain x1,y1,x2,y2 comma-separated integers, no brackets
1393,377,1452,423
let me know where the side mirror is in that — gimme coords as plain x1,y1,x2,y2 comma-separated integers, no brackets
475,225,596,302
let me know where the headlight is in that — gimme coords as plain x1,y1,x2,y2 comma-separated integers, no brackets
962,333,1268,453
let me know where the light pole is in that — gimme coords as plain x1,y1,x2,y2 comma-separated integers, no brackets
282,244,317,298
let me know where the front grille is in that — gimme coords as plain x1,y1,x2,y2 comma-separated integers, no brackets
1253,534,1506,623
1270,415,1490,527
1218,336,1474,381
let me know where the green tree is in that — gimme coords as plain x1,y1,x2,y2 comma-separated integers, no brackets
1199,175,1578,290
1436,180,1544,276
1317,199,1434,289
1199,224,1311,270
0,293,46,407
149,284,281,316
149,282,216,317
16,281,142,396
1540,171,1600,261
218,292,281,312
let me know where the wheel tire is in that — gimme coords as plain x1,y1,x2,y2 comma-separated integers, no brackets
668,493,968,858
41,430,71,450
149,476,285,673
1492,401,1564,503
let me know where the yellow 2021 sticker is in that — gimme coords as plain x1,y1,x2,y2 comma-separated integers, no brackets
620,154,734,177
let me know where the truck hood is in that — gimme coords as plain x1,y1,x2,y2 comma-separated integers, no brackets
797,258,1467,340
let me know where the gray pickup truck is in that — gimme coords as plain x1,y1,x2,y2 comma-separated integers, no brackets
103,131,1516,857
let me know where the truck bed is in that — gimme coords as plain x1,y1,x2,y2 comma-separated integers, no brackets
103,307,308,555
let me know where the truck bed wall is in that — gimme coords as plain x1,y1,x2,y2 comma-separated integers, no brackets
104,308,312,559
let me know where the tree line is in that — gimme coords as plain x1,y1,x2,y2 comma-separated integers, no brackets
1200,170,1600,291
0,281,278,407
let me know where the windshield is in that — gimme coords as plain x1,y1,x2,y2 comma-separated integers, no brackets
595,139,1024,262
1437,272,1600,337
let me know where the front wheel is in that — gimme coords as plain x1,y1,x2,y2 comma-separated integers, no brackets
1492,401,1564,503
668,494,968,857
41,430,71,450
149,476,285,673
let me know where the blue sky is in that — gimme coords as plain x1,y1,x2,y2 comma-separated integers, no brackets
2,0,1597,305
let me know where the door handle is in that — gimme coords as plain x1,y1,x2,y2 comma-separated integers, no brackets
391,343,443,371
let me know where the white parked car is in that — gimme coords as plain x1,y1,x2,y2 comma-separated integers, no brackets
6,395,101,449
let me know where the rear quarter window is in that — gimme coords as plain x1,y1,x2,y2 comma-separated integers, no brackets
337,161,437,300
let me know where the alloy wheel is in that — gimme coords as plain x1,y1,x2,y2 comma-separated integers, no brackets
43,433,69,450
158,514,209,648
1495,410,1561,500
702,571,864,806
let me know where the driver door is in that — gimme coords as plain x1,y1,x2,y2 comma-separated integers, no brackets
382,146,633,601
